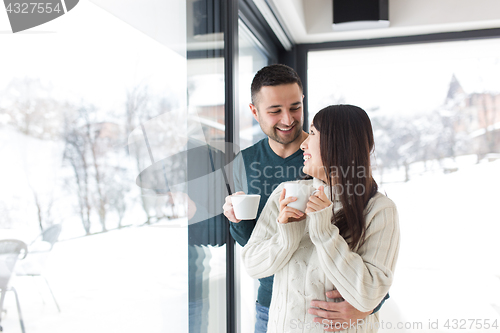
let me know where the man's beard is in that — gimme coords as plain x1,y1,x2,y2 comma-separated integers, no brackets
265,122,302,145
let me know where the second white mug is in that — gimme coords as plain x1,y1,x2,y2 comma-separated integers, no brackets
232,194,261,220
283,182,317,213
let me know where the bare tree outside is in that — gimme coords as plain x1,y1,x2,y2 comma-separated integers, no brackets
0,73,188,236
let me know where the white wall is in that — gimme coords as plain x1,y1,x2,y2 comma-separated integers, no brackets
90,0,187,56
271,0,500,43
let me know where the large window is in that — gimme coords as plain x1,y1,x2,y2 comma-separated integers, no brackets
308,39,500,330
238,21,271,150
0,1,231,332
236,20,271,333
185,24,228,333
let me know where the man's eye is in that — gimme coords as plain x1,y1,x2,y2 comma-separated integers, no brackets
291,106,302,111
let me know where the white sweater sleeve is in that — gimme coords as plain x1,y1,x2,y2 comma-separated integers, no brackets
241,186,306,279
308,195,400,312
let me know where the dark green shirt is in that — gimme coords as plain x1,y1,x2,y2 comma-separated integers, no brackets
230,138,305,308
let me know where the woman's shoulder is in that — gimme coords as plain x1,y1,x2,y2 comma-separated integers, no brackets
366,192,398,214
364,192,399,232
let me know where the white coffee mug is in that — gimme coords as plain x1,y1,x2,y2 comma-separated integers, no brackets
232,194,261,220
283,183,317,213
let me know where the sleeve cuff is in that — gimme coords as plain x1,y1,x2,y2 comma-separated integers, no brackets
276,218,306,248
308,203,335,241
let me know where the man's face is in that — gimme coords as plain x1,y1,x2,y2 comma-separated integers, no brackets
250,83,304,146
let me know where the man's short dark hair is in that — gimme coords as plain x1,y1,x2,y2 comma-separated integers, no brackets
251,64,303,106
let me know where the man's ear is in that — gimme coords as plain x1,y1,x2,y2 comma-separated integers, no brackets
249,103,259,122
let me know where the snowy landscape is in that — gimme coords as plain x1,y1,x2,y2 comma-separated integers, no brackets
377,158,500,333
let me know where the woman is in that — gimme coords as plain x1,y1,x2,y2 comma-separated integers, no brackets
242,105,400,332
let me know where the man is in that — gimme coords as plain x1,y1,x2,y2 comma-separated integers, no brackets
223,64,387,332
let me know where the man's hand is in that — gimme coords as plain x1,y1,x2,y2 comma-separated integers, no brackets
223,192,245,223
308,290,372,332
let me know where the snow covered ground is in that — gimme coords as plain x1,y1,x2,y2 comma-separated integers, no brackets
377,159,500,332
2,219,189,333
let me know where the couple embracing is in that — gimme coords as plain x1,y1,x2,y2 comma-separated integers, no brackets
223,64,400,333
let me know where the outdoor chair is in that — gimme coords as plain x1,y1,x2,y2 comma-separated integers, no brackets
15,224,62,312
0,239,28,333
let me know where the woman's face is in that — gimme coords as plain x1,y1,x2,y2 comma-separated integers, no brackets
300,124,327,182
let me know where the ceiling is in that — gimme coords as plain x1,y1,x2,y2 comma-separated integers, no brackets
88,0,500,54
269,0,500,44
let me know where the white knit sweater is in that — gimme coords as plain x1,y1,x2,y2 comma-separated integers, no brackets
242,178,400,333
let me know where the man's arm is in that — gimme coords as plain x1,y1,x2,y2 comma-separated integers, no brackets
229,218,257,247
308,291,389,332
223,188,256,247
372,293,389,313
225,152,257,247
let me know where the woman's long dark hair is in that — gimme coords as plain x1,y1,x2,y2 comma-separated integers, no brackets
312,105,378,250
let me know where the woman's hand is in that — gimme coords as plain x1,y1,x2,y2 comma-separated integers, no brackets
305,186,331,214
278,188,305,224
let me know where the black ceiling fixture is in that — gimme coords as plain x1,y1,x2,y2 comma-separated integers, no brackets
333,0,389,31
